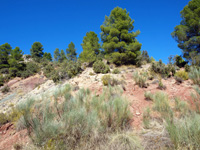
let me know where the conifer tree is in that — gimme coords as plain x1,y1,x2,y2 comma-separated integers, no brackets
79,31,100,64
59,49,66,63
54,48,60,62
100,7,142,65
66,42,77,61
43,52,52,61
0,43,12,69
30,42,44,62
172,0,200,64
8,47,25,76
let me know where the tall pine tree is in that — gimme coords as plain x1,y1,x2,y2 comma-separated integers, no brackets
66,42,77,61
30,42,44,62
54,48,60,62
100,7,142,65
172,0,200,65
0,43,12,69
79,31,100,64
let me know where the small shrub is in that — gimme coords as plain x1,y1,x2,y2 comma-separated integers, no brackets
20,62,40,79
101,75,120,86
152,92,173,120
133,71,148,88
158,79,166,90
191,86,200,113
0,75,5,86
175,76,183,84
144,91,153,101
175,70,188,80
184,64,190,72
174,97,188,114
13,143,22,150
1,85,10,94
0,113,9,126
93,60,110,74
189,67,200,85
143,107,151,129
112,68,120,74
43,64,54,78
89,72,95,76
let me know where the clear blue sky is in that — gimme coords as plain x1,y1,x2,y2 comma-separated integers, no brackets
0,0,190,63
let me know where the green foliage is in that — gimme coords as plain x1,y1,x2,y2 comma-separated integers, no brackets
184,64,190,72
144,91,153,101
166,113,200,149
0,113,8,126
189,67,200,85
18,86,132,149
66,42,77,61
43,64,54,78
191,86,200,113
100,7,142,65
30,42,44,61
79,31,100,64
0,75,5,86
53,48,60,62
152,92,173,120
1,85,10,94
174,55,187,68
20,62,40,78
59,49,66,63
158,79,166,90
172,0,200,63
8,47,25,77
143,107,151,129
101,75,120,86
175,70,189,80
43,52,52,61
141,50,150,63
93,60,110,74
112,68,120,74
151,60,176,77
133,71,148,88
174,97,188,114
0,43,12,69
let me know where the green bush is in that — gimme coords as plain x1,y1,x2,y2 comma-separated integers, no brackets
175,70,188,80
18,86,132,149
133,71,148,88
112,68,120,74
43,64,54,78
191,86,200,113
158,79,166,90
184,64,190,72
151,60,176,77
144,91,153,101
189,67,200,85
1,85,10,94
20,62,40,79
143,107,151,129
93,60,110,74
101,75,120,86
166,113,200,149
0,113,8,126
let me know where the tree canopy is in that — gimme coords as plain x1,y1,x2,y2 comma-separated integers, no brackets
79,31,100,64
66,42,77,61
54,48,60,62
100,7,142,65
172,0,200,65
0,43,12,69
43,52,52,61
8,47,25,76
30,42,44,61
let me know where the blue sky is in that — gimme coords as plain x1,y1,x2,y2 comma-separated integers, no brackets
0,0,190,63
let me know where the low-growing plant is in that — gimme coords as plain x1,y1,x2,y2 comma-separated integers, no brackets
0,113,9,126
1,85,10,94
175,76,183,84
133,71,148,88
174,97,188,115
17,85,133,149
166,113,200,149
20,62,40,79
175,70,188,80
184,64,190,72
89,72,95,76
112,68,120,74
101,75,120,86
144,91,153,101
43,64,54,78
189,67,200,86
158,79,166,90
143,107,151,129
191,86,200,113
152,92,173,120
93,60,110,74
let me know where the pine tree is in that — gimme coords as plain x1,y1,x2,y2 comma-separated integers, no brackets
66,42,77,61
79,31,100,64
172,0,200,65
100,7,142,65
54,48,60,62
59,49,66,63
0,43,12,69
30,42,44,62
8,47,25,77
43,52,52,61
